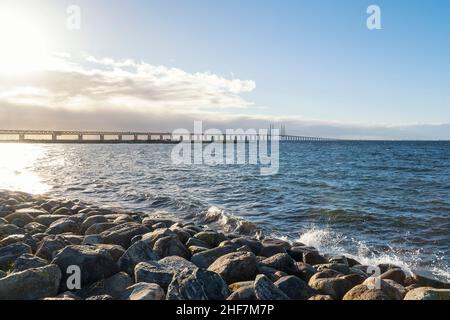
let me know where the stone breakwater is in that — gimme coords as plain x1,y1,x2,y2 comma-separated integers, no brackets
0,190,449,301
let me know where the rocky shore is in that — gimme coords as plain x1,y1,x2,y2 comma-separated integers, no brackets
0,190,449,300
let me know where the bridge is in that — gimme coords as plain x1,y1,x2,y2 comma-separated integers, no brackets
0,130,335,143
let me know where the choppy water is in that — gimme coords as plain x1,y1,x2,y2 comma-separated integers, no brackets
0,141,449,281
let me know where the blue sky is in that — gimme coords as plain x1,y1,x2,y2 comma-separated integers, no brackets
1,0,449,139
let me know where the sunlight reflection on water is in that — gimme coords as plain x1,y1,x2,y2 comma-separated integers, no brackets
0,143,50,194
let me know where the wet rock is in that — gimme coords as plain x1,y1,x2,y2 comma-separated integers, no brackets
100,222,150,249
188,245,209,255
80,215,109,233
316,263,350,275
153,235,190,260
207,251,257,284
52,245,119,290
4,211,34,227
76,272,133,299
193,231,226,247
303,251,328,265
294,262,316,282
85,222,117,235
406,270,450,289
13,253,48,272
167,268,231,300
185,237,211,249
120,282,165,300
135,256,197,290
36,235,72,261
259,253,297,274
0,264,62,300
46,218,80,235
0,243,32,271
380,268,406,286
231,238,263,255
227,286,257,300
254,274,289,300
404,287,450,300
118,239,159,274
274,275,317,300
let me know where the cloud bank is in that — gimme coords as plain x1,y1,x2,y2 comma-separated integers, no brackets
0,54,448,140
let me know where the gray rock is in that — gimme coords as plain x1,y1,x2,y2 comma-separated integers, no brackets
24,222,47,235
0,264,62,300
85,222,118,235
100,222,150,249
46,218,80,235
193,231,226,247
118,239,159,274
0,224,25,238
227,286,257,300
231,238,262,255
13,253,48,272
170,227,191,244
51,245,119,290
120,282,165,300
303,251,328,265
82,235,103,245
295,262,317,282
207,251,257,284
167,268,231,300
191,245,235,269
380,268,406,285
404,287,450,300
274,275,317,300
259,253,297,274
315,263,350,275
259,245,287,257
0,243,32,271
135,256,197,290
4,211,34,227
153,235,190,260
76,272,133,299
0,233,37,251
34,215,70,227
36,235,72,261
254,274,289,300
80,215,109,233
406,270,450,289
144,228,177,247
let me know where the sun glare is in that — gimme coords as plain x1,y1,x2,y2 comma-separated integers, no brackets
0,10,50,74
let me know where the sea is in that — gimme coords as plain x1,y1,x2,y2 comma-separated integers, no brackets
0,141,448,281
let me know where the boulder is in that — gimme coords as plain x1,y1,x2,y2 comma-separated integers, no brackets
380,268,406,285
207,251,257,284
193,231,225,247
295,262,317,282
95,244,125,261
153,235,190,260
343,284,390,300
185,237,211,249
120,282,166,300
4,211,34,227
100,223,150,249
227,286,257,300
170,227,191,244
135,256,197,290
303,251,328,265
259,253,297,274
308,274,364,300
229,281,254,292
308,294,334,300
75,272,133,299
35,235,72,261
189,245,209,255
86,294,113,300
11,208,47,218
13,253,48,272
254,274,289,300
167,268,231,300
404,287,450,300
315,263,350,275
406,270,450,289
144,228,177,247
257,265,287,282
0,243,32,271
259,245,287,257
51,245,119,290
275,275,317,300
85,222,117,235
80,215,109,233
34,215,69,227
0,234,37,251
0,264,62,300
24,222,47,235
191,245,235,269
118,239,159,274
363,277,404,300
46,218,80,235
0,224,25,238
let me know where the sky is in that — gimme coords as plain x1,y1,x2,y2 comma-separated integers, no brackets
0,0,449,139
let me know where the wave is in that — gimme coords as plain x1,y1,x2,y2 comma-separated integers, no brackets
200,206,260,236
